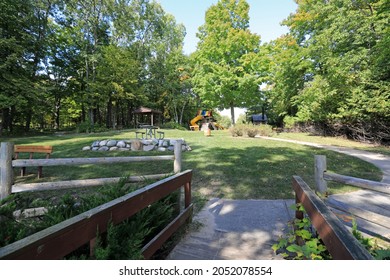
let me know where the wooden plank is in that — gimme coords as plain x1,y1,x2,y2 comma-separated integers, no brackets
0,142,14,200
11,174,172,193
142,204,193,259
292,175,373,260
14,145,53,154
0,170,192,259
325,197,390,230
324,172,390,195
12,155,174,168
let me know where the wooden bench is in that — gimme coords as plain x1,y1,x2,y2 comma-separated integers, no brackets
14,145,53,178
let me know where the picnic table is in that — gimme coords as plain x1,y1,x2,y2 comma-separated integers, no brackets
137,125,165,139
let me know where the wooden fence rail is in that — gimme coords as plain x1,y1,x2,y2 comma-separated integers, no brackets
0,140,183,200
292,175,373,259
314,154,390,195
0,170,193,260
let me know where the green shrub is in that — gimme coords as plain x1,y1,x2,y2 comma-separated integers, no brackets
257,124,274,137
76,121,109,133
229,124,245,137
245,125,259,138
161,121,187,130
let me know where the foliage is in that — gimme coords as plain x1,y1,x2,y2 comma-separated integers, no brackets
0,0,189,134
245,126,259,138
268,0,390,143
229,124,274,137
0,178,178,259
229,124,245,137
351,219,390,260
272,204,331,260
192,0,266,124
161,121,187,130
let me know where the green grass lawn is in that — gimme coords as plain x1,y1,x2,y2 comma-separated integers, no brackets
3,129,383,202
274,132,390,156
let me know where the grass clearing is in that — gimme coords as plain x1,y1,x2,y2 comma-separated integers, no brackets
3,129,383,201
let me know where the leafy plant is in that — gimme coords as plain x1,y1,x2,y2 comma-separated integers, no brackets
351,219,390,260
229,124,245,137
272,203,331,260
245,126,259,138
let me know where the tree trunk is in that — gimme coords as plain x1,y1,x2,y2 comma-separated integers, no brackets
230,103,235,125
54,97,61,130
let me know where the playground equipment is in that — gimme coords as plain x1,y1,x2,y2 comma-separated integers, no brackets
190,110,224,131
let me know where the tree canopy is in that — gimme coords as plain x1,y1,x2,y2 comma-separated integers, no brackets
192,0,265,124
0,0,389,143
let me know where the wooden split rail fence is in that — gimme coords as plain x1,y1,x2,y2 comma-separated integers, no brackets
0,140,183,200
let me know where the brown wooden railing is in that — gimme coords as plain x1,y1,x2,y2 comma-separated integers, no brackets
0,170,192,260
292,175,373,260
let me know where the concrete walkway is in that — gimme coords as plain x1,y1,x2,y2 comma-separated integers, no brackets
167,198,295,260
167,137,390,260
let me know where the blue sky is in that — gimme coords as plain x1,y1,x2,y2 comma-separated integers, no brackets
157,0,298,54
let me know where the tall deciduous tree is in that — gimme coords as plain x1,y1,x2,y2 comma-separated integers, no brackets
192,0,264,124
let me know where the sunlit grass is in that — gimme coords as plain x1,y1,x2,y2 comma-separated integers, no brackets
5,129,383,200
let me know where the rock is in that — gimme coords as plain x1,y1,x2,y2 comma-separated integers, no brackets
82,146,91,151
131,140,142,151
170,139,177,145
141,139,153,145
126,144,131,148
124,140,132,144
143,144,156,151
109,146,118,151
186,145,192,151
116,140,126,148
92,147,99,151
168,146,174,152
92,141,100,147
98,146,109,151
157,147,167,152
107,140,117,147
99,140,108,146
181,145,187,152
163,141,169,147
118,148,130,151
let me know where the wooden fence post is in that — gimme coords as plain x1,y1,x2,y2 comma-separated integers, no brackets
315,155,328,194
173,139,182,173
0,142,14,200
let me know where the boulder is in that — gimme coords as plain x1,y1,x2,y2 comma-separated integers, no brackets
98,146,110,151
92,147,99,151
107,140,117,147
99,140,108,147
116,140,126,148
82,146,91,151
143,144,156,151
157,147,167,152
92,141,100,147
109,146,118,151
